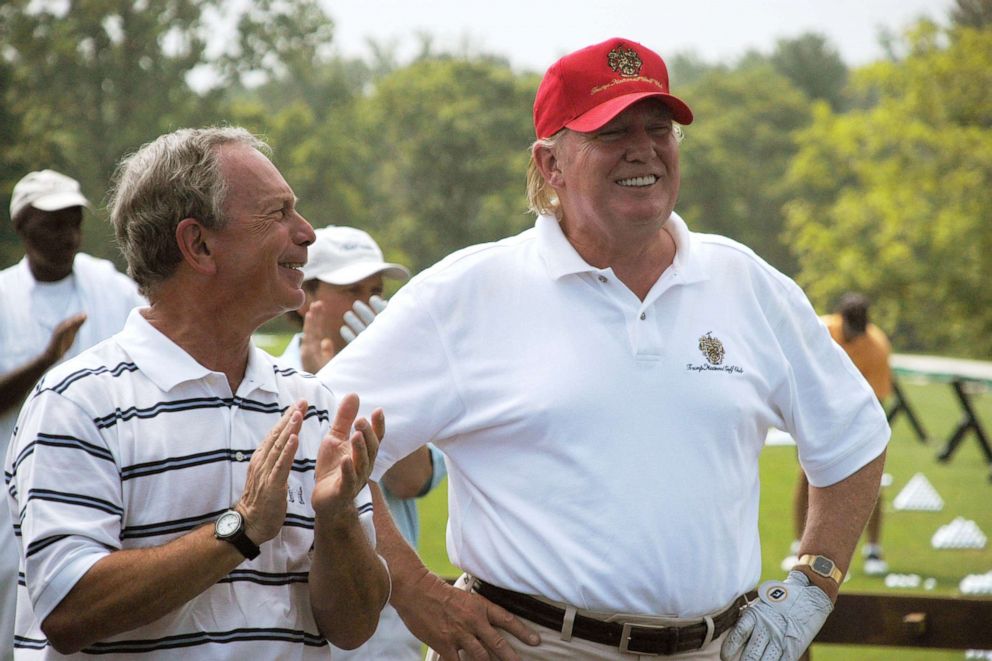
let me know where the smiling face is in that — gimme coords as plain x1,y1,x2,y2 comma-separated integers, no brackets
207,143,316,327
15,206,83,282
549,99,681,247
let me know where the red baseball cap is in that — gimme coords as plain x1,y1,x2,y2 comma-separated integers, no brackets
533,37,693,139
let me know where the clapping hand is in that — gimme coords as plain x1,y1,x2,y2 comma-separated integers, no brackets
43,312,87,365
312,393,384,518
300,301,336,373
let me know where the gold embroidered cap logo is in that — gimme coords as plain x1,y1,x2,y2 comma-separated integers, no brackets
607,44,642,78
698,332,725,366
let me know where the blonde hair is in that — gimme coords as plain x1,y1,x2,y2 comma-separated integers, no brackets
526,130,567,219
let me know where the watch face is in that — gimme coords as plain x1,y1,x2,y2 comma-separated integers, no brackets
812,556,833,575
216,511,241,537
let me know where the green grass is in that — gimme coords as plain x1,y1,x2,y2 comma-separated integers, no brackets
415,381,992,659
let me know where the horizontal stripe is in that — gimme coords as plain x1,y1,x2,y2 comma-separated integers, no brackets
284,513,314,530
26,488,123,517
11,433,115,475
219,569,309,586
122,449,239,481
122,509,222,539
25,534,70,559
92,397,331,429
13,635,47,650
81,627,327,654
44,361,139,395
119,451,316,482
14,628,328,653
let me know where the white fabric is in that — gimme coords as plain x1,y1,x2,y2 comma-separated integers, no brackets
322,213,889,618
280,333,442,660
0,253,143,661
0,253,144,446
5,309,375,659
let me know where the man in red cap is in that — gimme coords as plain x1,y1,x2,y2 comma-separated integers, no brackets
323,37,888,660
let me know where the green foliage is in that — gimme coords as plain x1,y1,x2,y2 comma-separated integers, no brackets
765,33,849,111
3,3,991,361
786,23,992,357
951,0,992,28
0,0,227,264
678,65,815,274
357,57,538,271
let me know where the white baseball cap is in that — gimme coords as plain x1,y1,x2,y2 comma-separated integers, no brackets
10,169,90,221
303,226,410,285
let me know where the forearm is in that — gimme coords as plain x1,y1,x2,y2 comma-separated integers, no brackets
0,353,56,414
309,506,390,649
798,449,887,600
43,524,245,654
380,445,434,498
371,483,433,607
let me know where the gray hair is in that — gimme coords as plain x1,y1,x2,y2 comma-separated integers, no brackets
107,126,270,297
526,130,567,219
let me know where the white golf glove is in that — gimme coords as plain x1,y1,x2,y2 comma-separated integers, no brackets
721,571,833,661
340,295,388,344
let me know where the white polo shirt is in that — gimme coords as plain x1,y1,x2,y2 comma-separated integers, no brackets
323,213,889,619
5,309,375,659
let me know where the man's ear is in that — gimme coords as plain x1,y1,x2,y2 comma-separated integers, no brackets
175,218,216,275
533,142,565,188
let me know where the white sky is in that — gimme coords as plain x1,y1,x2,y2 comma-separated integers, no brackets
320,0,955,72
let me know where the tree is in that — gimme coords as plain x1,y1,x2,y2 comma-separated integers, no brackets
0,0,226,266
785,22,992,357
951,0,992,28
677,64,815,275
767,33,849,111
356,56,538,271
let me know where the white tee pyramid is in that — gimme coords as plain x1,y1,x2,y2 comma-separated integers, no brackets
960,571,992,595
932,517,988,550
893,472,944,511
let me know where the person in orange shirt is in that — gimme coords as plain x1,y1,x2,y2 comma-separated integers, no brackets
784,292,892,576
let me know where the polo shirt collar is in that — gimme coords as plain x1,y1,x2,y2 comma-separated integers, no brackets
536,211,709,285
116,308,279,395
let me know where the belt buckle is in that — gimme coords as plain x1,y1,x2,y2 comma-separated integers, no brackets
619,621,676,656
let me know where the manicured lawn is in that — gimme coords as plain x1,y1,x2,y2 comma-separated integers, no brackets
415,380,992,659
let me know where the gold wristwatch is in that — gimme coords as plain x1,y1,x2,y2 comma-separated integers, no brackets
795,554,843,584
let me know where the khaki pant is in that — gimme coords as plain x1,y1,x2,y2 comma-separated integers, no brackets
426,575,742,661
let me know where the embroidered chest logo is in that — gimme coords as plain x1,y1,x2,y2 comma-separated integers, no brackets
287,484,305,506
698,332,725,365
608,45,642,77
686,331,744,375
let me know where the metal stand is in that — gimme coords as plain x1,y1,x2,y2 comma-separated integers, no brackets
935,379,992,482
885,378,929,444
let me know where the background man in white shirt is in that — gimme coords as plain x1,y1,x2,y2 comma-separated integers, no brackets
0,169,144,660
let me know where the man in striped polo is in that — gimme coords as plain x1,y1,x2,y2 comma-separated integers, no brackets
4,127,389,659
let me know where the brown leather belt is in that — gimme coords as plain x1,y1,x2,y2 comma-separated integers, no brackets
476,581,748,656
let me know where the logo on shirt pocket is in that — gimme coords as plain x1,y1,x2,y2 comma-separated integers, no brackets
687,332,744,374
287,483,306,506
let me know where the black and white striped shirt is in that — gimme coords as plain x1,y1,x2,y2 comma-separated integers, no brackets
5,309,374,659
